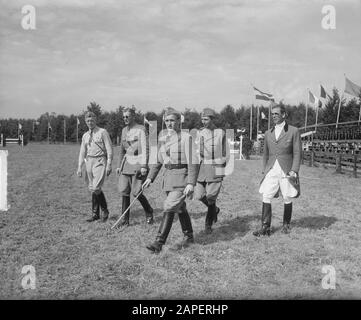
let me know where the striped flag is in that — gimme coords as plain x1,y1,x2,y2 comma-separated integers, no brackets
345,77,361,97
253,86,275,102
309,90,322,108
261,111,267,120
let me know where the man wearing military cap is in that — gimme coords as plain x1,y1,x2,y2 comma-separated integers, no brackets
116,108,153,226
143,107,200,253
254,104,301,236
77,111,113,222
194,107,227,234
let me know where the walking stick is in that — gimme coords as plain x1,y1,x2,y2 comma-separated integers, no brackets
111,182,146,230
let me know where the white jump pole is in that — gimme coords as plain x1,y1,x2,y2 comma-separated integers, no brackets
0,150,9,211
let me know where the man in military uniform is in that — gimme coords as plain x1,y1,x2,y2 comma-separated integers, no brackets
143,108,200,253
194,108,227,234
77,111,113,222
116,108,153,226
254,105,301,236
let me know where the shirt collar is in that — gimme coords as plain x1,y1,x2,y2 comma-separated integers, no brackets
275,121,286,129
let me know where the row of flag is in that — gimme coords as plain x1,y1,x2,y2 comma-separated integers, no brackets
253,76,361,107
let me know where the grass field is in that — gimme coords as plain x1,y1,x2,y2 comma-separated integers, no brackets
1,144,361,299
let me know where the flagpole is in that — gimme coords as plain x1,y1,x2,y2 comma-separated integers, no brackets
64,118,66,144
336,93,343,131
48,122,50,144
304,104,308,131
256,105,259,141
76,119,79,144
315,104,319,133
268,102,271,130
249,105,253,141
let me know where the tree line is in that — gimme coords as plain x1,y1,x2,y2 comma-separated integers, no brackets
1,88,360,144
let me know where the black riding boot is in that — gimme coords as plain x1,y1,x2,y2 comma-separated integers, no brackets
201,196,220,223
205,204,216,234
177,209,194,249
138,194,154,224
98,191,109,222
87,193,100,222
282,203,292,234
146,211,174,253
253,202,272,236
119,196,130,227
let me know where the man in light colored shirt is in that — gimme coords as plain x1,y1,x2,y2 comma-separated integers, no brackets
77,111,113,222
254,105,301,236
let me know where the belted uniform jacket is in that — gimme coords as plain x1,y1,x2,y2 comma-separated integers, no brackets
148,130,200,192
196,125,228,182
118,123,148,175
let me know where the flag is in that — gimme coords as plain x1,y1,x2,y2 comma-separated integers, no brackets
308,90,321,108
345,77,361,97
253,86,275,102
18,123,22,130
48,122,52,130
261,111,267,120
320,85,327,99
77,118,80,125
181,114,185,123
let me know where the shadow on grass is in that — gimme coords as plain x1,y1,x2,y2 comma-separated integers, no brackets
293,215,338,230
196,214,258,245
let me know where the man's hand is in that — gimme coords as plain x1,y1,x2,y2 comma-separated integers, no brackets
288,170,297,177
142,178,152,189
140,167,148,176
183,184,194,197
116,168,122,176
77,167,82,177
106,165,112,177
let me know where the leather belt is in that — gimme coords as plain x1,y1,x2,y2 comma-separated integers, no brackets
164,163,187,170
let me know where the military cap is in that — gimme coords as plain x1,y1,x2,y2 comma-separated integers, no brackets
164,107,181,120
201,108,215,118
84,111,97,119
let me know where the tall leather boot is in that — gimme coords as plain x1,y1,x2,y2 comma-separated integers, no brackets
176,208,194,249
253,202,272,236
201,196,220,223
98,191,109,222
87,192,100,222
205,204,215,234
146,211,174,253
138,193,154,224
282,203,292,234
119,196,130,227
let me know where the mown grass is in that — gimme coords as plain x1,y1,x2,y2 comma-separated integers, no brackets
0,144,361,299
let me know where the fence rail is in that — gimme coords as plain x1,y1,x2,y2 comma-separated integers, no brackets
302,150,361,177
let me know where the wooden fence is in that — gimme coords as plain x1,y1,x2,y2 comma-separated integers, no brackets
302,150,361,177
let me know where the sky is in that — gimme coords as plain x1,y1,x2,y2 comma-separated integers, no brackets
0,0,360,119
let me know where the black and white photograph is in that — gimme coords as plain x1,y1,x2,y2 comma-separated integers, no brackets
1,0,361,306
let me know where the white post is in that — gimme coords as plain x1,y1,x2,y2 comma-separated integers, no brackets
0,150,9,211
239,135,245,160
